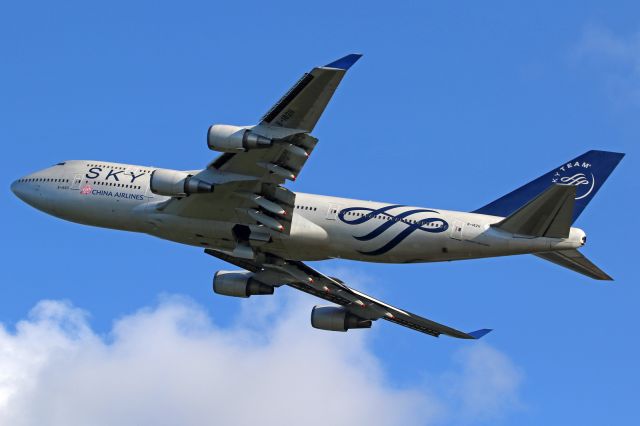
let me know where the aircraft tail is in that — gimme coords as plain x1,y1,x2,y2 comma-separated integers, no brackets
473,150,624,223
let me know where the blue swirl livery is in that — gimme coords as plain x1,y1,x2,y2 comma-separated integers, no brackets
338,205,449,255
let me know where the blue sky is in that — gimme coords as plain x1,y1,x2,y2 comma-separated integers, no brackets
1,1,639,424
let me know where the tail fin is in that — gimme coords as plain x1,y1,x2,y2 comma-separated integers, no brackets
474,150,624,222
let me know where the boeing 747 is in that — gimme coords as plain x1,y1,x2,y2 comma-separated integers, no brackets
11,54,624,339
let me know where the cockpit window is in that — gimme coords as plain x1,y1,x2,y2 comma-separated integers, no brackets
55,162,66,166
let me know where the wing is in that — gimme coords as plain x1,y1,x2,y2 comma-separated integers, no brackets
209,53,362,178
205,249,492,339
260,53,363,131
155,55,361,240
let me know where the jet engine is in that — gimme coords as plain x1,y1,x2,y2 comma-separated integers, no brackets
213,270,274,298
310,306,372,332
149,169,214,197
207,124,272,152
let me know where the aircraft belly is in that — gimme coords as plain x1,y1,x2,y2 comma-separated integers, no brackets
279,214,331,260
144,212,236,247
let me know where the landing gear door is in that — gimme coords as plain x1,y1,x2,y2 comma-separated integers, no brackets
326,204,341,220
71,174,82,190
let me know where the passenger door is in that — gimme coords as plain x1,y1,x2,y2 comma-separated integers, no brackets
450,220,465,240
71,174,83,190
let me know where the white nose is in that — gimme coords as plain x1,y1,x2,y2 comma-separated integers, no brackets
11,176,49,211
11,178,28,202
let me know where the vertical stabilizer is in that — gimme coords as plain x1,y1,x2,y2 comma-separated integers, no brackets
474,150,624,222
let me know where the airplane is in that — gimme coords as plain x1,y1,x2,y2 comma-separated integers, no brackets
11,54,624,340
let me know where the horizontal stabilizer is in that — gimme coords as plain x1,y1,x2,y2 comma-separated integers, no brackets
535,249,612,280
492,184,575,238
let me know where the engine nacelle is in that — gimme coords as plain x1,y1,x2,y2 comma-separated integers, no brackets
150,169,214,197
207,124,272,153
213,270,274,298
310,306,372,332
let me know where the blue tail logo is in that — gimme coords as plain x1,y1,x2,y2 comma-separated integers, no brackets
338,205,448,256
553,161,595,200
474,150,624,222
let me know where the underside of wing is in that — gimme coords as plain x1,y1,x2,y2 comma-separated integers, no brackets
151,55,362,251
204,249,491,339
260,53,362,132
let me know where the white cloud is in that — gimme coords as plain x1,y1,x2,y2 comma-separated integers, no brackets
0,293,522,426
575,25,640,104
445,343,523,422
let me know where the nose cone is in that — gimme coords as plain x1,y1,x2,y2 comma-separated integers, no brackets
11,175,50,211
11,179,28,200
11,179,26,201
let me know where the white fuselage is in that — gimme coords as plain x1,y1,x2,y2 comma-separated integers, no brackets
11,160,586,263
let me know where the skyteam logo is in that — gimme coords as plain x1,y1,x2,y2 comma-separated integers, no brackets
338,205,448,256
552,161,595,200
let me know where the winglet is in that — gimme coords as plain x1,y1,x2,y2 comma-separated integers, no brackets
467,329,493,339
324,53,363,70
